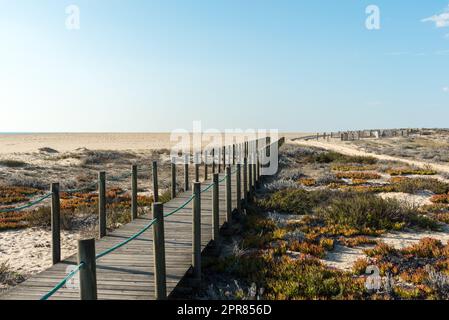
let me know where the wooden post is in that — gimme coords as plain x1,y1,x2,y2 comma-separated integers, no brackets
218,147,221,173
212,148,216,174
184,154,189,191
131,165,138,220
266,136,270,158
236,163,242,212
152,161,159,203
204,150,208,181
222,146,226,168
98,171,106,238
78,238,97,300
51,183,61,264
212,173,219,241
256,150,260,186
194,152,200,182
192,182,201,282
225,166,232,224
171,158,176,199
243,157,248,205
152,202,167,300
248,155,253,202
252,160,257,190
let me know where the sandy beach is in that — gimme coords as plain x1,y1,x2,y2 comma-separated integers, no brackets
0,132,307,154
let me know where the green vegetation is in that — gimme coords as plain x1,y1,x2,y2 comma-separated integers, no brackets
313,151,377,165
0,160,28,168
317,193,438,232
258,189,335,215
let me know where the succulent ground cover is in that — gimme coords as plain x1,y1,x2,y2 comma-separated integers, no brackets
198,143,449,300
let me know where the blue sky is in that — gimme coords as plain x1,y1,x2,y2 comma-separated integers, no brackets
0,0,448,132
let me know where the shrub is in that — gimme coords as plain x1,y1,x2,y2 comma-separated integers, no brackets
287,240,326,258
338,236,378,248
387,168,437,176
393,178,449,195
263,180,300,192
259,189,335,215
364,243,397,258
352,258,370,275
0,261,25,288
335,172,381,180
317,193,438,232
314,152,377,165
430,194,449,204
400,238,446,259
298,178,316,186
278,168,304,181
332,165,377,172
0,160,28,168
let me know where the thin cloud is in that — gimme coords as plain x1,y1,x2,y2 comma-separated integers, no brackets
422,5,449,28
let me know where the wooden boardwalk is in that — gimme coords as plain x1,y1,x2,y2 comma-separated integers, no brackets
1,169,245,300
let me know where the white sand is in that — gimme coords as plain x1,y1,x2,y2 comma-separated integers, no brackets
0,132,307,154
0,133,174,154
293,139,449,175
323,227,449,271
378,192,433,207
0,228,79,275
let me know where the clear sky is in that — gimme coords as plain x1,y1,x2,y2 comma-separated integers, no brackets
0,0,448,132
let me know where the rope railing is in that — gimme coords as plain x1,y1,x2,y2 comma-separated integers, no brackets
9,137,279,300
39,188,203,300
0,170,136,213
39,169,236,300
0,193,52,213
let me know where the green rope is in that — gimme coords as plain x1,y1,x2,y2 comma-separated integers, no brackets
0,193,52,213
95,218,157,260
40,262,84,300
40,195,196,300
61,181,98,194
200,183,214,193
164,195,195,217
39,164,241,300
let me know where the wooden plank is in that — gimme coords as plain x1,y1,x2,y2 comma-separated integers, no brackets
0,170,245,300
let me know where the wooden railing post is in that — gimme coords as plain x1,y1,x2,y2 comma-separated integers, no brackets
98,171,106,238
204,150,208,181
194,152,200,182
152,161,159,203
218,148,221,173
248,155,253,202
222,146,226,168
78,238,97,300
243,157,248,205
212,173,219,241
192,182,201,283
131,165,138,220
171,158,176,199
236,163,242,213
152,202,167,299
212,148,216,174
184,154,189,191
252,156,257,190
255,149,259,186
51,182,61,264
226,166,232,224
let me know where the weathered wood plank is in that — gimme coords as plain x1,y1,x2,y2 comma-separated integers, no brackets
1,170,246,300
